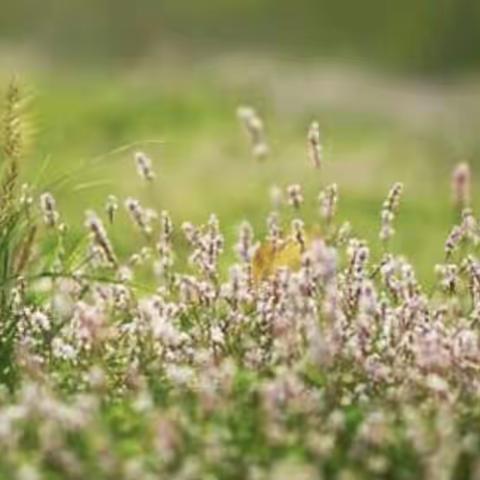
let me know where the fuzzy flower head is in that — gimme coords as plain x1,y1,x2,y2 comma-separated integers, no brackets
287,184,304,210
85,210,117,267
307,120,322,169
134,151,155,181
237,106,269,160
39,192,59,228
319,183,338,223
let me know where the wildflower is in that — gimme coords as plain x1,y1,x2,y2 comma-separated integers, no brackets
307,239,337,282
160,210,173,243
155,243,174,279
52,337,77,361
461,208,479,245
39,192,59,227
266,211,283,249
307,120,322,168
348,239,369,277
235,221,257,262
125,197,153,236
71,301,107,348
186,214,224,279
445,224,464,258
319,183,338,223
287,184,303,210
30,310,51,331
380,182,403,243
435,264,458,293
291,219,306,252
182,221,198,245
134,151,155,181
337,221,352,245
237,106,269,160
85,210,117,267
222,265,251,307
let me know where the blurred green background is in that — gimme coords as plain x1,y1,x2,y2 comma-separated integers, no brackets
1,0,480,281
2,0,480,74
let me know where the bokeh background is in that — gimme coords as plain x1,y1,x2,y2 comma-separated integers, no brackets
1,0,480,281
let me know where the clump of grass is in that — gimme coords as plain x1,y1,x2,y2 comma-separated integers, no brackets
0,79,33,388
1,95,480,479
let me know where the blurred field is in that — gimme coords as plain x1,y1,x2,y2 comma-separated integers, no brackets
2,58,479,283
1,0,480,74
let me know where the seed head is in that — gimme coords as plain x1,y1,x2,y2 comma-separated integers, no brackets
319,184,338,222
160,210,173,243
105,195,118,224
85,210,117,267
39,192,59,228
237,106,269,160
445,224,464,258
125,197,153,236
307,121,322,169
291,218,306,252
287,184,303,210
267,211,283,249
235,221,257,263
135,151,155,181
380,183,403,243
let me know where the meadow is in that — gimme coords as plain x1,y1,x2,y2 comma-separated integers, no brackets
18,65,480,280
1,65,480,479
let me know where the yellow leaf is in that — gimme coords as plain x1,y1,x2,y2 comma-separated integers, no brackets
252,224,326,282
252,239,303,282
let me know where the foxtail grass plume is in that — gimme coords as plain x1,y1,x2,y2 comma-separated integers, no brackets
2,78,24,163
0,79,27,230
237,106,269,160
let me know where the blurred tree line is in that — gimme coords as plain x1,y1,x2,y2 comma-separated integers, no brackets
1,0,479,75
